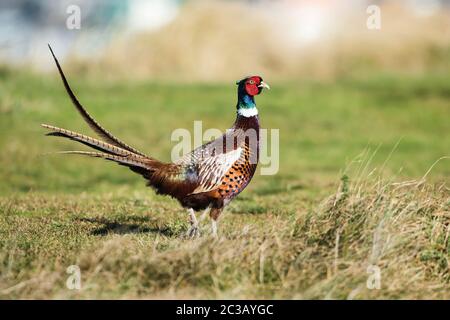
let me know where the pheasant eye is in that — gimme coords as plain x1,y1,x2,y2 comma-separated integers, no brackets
248,80,255,85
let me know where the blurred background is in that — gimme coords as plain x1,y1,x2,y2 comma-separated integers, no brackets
1,0,449,81
0,0,449,195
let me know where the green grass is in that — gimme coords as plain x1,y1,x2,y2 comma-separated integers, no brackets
0,69,449,299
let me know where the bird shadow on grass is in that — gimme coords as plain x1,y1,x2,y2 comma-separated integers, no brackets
77,216,176,237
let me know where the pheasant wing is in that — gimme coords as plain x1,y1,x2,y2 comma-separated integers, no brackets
174,136,243,195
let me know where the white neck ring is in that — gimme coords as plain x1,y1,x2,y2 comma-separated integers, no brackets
238,107,258,117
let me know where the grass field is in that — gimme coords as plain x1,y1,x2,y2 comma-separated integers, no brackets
0,68,449,299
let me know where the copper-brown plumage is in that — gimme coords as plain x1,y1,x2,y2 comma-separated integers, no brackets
42,45,269,237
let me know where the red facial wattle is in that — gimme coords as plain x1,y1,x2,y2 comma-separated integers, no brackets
245,83,260,96
244,76,262,96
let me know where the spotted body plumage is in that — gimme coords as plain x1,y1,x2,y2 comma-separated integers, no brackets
42,45,269,237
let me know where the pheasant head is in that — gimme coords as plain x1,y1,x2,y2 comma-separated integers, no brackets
236,76,270,116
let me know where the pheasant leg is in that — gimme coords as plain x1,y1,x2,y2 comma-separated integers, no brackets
186,208,200,238
211,220,218,238
209,208,222,238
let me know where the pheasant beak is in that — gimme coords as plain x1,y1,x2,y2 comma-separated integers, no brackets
258,81,270,90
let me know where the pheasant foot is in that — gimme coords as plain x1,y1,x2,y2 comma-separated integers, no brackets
186,208,200,238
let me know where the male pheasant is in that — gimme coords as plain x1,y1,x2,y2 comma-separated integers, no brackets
42,45,270,237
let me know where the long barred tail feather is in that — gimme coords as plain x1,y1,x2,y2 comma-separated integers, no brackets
54,151,153,171
41,124,146,159
43,45,189,197
47,44,148,157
